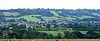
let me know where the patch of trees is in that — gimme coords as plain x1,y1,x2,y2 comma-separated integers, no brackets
0,24,100,39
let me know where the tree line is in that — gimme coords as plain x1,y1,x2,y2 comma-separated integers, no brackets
0,24,100,39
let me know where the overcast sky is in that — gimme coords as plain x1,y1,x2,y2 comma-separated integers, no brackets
0,0,100,9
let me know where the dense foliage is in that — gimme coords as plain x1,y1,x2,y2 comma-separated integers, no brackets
0,23,99,39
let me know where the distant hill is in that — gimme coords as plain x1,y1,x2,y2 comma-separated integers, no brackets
2,12,20,16
0,9,100,21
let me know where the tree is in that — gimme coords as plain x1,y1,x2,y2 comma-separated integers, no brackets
46,24,51,31
70,31,83,38
47,34,54,39
63,31,71,38
85,31,100,38
57,33,65,39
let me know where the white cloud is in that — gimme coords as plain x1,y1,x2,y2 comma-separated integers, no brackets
0,0,100,9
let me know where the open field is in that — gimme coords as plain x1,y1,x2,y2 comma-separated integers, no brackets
19,15,39,21
51,11,60,17
38,31,64,36
79,31,88,34
38,30,88,36
0,39,100,41
5,15,41,21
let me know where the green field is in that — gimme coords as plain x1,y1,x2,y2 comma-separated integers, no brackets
57,11,62,14
92,13,100,16
19,15,39,21
38,30,88,36
79,31,88,34
6,15,41,21
0,39,100,41
38,28,75,36
65,17,76,21
42,16,58,21
80,15,94,18
51,11,60,17
38,31,64,36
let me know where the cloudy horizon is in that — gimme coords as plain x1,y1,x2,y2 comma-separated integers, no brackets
0,0,100,9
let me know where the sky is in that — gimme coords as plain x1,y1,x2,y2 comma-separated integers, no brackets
0,0,100,9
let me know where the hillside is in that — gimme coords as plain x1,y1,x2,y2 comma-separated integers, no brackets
0,9,100,21
0,9,100,39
